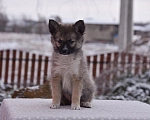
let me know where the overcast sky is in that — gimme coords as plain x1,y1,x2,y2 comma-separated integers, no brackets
2,0,150,23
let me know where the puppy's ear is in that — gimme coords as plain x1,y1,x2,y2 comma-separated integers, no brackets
73,20,85,35
49,19,60,35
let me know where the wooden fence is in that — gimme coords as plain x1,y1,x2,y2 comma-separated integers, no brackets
0,49,150,90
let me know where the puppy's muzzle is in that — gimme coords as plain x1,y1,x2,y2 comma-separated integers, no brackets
60,46,69,55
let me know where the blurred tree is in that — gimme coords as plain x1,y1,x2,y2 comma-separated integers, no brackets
36,17,49,34
21,15,33,33
0,13,8,32
0,0,8,32
11,18,17,32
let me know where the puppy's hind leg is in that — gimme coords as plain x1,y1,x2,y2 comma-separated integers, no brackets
80,88,94,108
80,102,92,108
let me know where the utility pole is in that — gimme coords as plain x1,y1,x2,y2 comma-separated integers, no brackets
0,0,3,13
118,0,133,51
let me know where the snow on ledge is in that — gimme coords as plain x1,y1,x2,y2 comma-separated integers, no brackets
0,99,150,120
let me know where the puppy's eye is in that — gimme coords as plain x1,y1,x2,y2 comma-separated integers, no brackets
69,40,74,44
58,40,62,44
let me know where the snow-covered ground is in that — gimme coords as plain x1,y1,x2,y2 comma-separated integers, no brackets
132,36,150,54
0,32,150,56
0,32,118,56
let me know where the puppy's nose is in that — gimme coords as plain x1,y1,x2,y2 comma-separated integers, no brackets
61,46,69,55
61,49,68,55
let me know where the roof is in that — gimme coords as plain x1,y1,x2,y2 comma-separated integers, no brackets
62,19,119,25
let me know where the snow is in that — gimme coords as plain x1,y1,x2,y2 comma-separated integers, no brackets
98,71,150,104
63,19,119,25
1,32,149,56
133,24,150,32
133,26,145,31
144,24,150,32
132,37,150,54
27,86,39,90
1,99,150,120
0,32,118,56
0,80,13,105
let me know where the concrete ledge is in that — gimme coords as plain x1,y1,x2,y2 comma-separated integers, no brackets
0,99,150,120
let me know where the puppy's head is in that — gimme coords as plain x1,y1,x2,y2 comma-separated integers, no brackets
48,19,85,55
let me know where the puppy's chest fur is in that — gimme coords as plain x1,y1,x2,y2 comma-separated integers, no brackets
51,52,82,92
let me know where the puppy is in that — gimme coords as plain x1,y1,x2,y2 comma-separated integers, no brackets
48,19,95,110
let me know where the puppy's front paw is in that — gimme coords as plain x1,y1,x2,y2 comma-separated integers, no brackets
50,104,60,109
71,105,81,110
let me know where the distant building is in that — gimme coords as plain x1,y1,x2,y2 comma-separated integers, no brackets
85,22,118,43
63,20,119,43
31,20,49,34
4,18,150,43
84,21,150,43
134,23,150,37
5,19,49,34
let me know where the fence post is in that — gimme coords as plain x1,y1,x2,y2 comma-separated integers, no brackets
11,50,16,85
24,52,29,87
92,55,97,79
37,55,42,85
0,51,3,79
99,54,104,73
30,54,36,85
43,56,49,83
4,50,10,84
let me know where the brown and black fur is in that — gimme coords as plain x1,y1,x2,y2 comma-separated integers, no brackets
48,19,95,110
